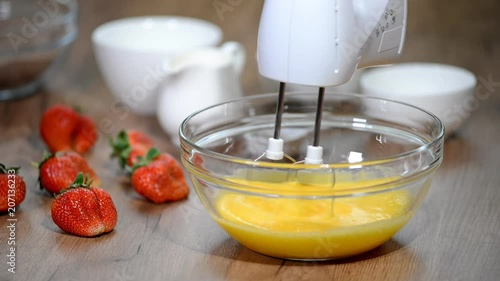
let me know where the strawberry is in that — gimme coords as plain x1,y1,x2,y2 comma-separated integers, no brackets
73,115,98,154
40,104,97,154
110,130,154,169
128,130,155,148
131,148,189,203
0,164,26,212
51,173,117,237
40,105,79,152
38,151,101,194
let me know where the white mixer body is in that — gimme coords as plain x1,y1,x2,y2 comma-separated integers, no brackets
257,0,407,87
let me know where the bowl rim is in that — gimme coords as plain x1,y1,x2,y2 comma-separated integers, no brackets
91,15,223,52
0,0,78,35
180,91,445,171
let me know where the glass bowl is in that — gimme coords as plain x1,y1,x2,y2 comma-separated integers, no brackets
180,92,444,260
0,0,78,100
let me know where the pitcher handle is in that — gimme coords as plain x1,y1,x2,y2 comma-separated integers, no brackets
221,41,246,76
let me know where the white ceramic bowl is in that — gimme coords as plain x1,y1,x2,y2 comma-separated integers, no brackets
360,63,477,135
92,16,223,115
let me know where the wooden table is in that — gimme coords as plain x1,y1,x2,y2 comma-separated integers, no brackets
1,0,499,280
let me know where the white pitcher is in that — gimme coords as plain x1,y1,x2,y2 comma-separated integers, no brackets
92,16,247,116
157,41,246,142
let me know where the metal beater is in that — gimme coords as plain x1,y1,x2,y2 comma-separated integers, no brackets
257,0,407,164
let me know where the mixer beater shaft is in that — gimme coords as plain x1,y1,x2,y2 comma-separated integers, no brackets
273,82,286,140
268,84,326,164
260,82,296,162
313,87,325,147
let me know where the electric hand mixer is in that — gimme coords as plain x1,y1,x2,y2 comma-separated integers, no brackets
257,0,407,164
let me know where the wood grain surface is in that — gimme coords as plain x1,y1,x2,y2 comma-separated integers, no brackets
1,0,499,280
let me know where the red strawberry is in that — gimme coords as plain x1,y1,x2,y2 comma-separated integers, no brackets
51,173,117,237
38,151,101,194
0,164,26,212
73,115,98,154
40,105,79,152
128,130,154,148
40,105,97,154
131,148,189,203
110,130,154,169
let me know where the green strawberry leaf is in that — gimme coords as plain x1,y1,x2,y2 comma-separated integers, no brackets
72,105,83,115
110,130,132,169
56,172,94,197
129,147,160,175
146,148,160,160
0,163,20,174
32,151,56,170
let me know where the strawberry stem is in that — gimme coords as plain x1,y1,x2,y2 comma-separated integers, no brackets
0,163,20,174
56,172,94,197
129,148,160,174
146,147,160,160
73,105,83,114
110,130,132,169
33,151,55,169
